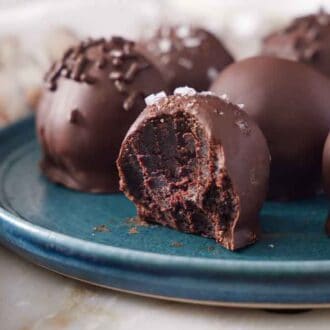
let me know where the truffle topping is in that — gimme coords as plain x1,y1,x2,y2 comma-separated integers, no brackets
44,37,151,111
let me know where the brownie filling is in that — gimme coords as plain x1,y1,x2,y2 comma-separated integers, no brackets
120,111,239,244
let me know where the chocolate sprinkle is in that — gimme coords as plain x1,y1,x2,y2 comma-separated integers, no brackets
71,56,88,81
96,57,107,69
124,62,139,82
80,73,96,84
114,80,127,93
109,71,123,80
69,109,81,124
123,91,140,111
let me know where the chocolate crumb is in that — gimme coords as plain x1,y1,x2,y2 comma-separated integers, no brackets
170,241,183,248
128,226,139,234
125,217,150,227
93,224,110,233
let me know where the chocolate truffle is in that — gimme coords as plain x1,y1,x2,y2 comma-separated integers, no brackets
211,56,330,200
37,37,167,193
117,88,270,250
138,25,233,92
262,9,330,78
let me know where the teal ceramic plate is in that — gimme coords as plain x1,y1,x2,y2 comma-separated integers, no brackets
1,116,330,309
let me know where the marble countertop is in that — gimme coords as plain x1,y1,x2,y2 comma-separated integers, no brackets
1,246,330,330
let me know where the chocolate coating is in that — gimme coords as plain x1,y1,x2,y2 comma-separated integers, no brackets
138,26,233,92
211,56,330,200
37,37,167,193
117,90,270,250
262,9,330,78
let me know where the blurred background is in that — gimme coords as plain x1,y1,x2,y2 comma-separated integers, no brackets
0,0,329,127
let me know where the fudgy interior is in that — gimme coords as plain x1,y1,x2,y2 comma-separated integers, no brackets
120,111,239,245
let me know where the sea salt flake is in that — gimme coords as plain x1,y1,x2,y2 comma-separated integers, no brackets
207,67,219,81
158,38,172,53
213,108,224,116
145,91,167,105
109,49,123,58
235,119,251,135
183,37,201,48
176,25,191,38
174,86,197,96
178,57,193,69
200,91,215,96
220,94,229,102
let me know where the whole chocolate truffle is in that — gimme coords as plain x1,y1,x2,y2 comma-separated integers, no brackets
262,9,330,78
211,56,330,200
37,37,167,193
138,26,233,92
117,88,270,250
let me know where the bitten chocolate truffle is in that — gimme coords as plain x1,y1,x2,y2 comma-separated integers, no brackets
262,9,330,78
37,37,167,193
211,56,330,200
117,88,270,250
138,26,233,92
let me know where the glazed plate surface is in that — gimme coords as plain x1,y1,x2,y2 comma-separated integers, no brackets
1,116,330,309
